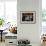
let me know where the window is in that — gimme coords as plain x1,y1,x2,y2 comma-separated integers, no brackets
42,0,46,33
0,0,17,26
42,0,46,21
0,1,4,18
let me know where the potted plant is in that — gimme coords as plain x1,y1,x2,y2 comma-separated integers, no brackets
0,18,5,27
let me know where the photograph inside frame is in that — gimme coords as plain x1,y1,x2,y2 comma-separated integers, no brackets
22,13,33,21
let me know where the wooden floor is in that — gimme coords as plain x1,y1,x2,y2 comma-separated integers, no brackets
0,41,5,46
41,42,46,46
0,41,46,46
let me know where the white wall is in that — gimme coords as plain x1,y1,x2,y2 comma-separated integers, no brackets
17,0,42,46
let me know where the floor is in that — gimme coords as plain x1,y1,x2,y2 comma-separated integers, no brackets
0,41,5,46
0,40,46,46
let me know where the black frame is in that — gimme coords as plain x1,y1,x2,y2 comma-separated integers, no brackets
20,11,36,24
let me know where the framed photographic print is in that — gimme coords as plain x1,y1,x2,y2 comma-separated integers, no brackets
20,11,36,24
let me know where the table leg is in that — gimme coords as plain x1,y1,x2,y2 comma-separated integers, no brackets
1,32,2,42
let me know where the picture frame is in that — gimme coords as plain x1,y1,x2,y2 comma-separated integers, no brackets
20,11,36,24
